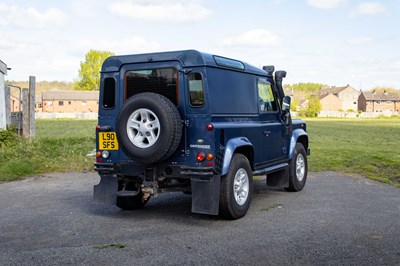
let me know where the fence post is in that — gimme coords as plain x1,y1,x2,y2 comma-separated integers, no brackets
5,85,10,125
29,76,36,138
0,61,6,130
22,88,29,138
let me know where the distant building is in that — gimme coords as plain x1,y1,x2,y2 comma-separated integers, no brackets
319,93,342,111
41,90,99,113
35,95,42,113
284,88,294,97
10,94,21,112
318,85,360,112
358,91,400,112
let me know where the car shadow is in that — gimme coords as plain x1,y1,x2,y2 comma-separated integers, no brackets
80,178,288,224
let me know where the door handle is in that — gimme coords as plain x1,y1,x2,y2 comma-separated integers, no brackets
263,130,271,136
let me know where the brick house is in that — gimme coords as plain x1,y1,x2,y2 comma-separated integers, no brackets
318,85,360,112
35,95,42,113
319,93,342,111
42,90,99,113
358,91,400,112
10,94,21,112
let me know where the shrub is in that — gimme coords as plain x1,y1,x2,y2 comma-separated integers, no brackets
0,128,19,148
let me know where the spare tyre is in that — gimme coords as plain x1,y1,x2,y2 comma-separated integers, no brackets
116,92,182,164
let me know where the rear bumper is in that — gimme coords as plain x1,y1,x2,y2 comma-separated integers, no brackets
94,162,215,179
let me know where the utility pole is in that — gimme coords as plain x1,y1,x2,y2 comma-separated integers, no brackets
0,60,7,130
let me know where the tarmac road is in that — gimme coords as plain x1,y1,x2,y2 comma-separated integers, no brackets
0,171,399,266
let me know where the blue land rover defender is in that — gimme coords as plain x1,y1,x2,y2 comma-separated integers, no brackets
94,50,310,219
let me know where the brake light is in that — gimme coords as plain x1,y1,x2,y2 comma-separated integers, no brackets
206,123,214,131
96,125,101,131
197,152,206,162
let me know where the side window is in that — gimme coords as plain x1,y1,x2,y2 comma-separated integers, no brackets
102,77,115,109
188,73,204,107
258,80,277,112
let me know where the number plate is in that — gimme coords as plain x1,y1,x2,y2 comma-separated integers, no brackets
99,132,119,150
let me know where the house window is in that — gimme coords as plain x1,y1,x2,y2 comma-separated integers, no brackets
48,101,53,106
386,101,392,104
376,101,381,105
68,101,72,105
82,101,87,106
59,101,64,106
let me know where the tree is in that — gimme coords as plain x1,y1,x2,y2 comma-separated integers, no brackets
75,50,115,91
298,95,321,117
284,82,328,93
305,95,322,117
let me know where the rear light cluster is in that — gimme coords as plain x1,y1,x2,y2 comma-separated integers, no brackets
197,152,213,161
96,125,111,132
196,152,214,165
96,125,112,163
196,123,215,166
96,151,110,159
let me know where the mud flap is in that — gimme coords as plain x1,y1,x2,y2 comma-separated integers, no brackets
191,175,220,215
93,174,118,204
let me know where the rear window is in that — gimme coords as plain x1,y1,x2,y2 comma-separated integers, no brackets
102,77,115,109
188,73,204,107
125,68,178,105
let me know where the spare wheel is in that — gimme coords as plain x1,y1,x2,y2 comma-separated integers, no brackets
116,92,182,164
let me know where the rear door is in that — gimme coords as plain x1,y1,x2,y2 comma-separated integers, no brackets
118,61,187,161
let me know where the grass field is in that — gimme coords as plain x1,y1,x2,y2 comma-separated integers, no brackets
306,118,400,187
0,118,399,187
0,119,97,181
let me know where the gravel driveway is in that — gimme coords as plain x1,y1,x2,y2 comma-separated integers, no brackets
0,172,399,266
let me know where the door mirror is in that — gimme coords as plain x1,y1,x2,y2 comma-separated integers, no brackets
282,96,291,112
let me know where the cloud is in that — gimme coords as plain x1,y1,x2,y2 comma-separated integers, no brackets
108,1,212,22
222,29,281,47
348,37,374,45
350,2,386,17
0,4,67,28
70,0,98,17
71,37,161,56
307,0,347,9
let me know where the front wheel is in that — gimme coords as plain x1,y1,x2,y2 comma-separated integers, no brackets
285,143,308,192
219,154,253,219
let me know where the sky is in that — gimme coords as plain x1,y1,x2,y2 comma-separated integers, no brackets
0,0,399,91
